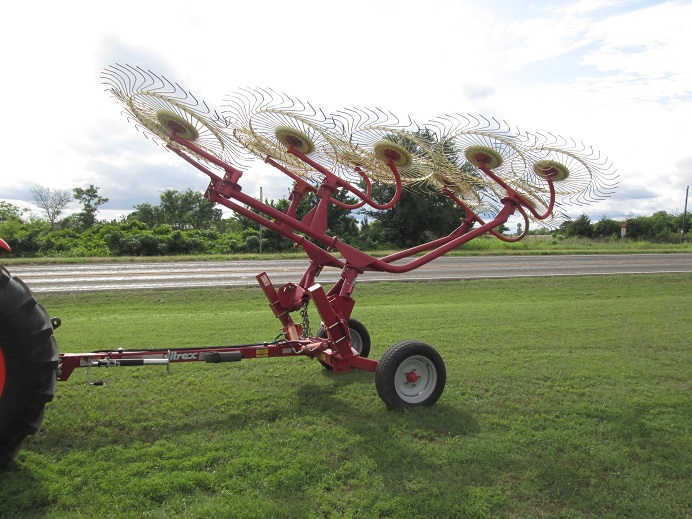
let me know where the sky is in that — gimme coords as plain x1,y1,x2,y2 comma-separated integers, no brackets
2,0,691,232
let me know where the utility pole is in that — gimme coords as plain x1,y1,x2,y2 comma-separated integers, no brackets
683,186,689,243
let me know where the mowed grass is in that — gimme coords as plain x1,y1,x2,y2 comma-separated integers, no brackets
2,274,691,518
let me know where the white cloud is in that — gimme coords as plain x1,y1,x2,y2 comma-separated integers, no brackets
583,1,692,79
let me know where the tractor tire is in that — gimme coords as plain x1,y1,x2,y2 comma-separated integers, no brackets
0,266,59,467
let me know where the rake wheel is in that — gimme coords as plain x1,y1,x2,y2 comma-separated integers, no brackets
223,88,344,183
102,64,247,168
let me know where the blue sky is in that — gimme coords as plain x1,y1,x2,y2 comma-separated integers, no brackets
2,0,690,229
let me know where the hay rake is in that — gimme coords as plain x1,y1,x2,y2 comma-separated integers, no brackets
0,64,618,464
63,64,618,406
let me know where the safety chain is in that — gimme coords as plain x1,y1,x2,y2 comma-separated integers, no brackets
300,301,311,338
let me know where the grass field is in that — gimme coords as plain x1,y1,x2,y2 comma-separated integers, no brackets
2,274,691,518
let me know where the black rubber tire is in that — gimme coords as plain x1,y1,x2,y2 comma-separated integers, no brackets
0,266,59,467
375,340,445,409
316,318,371,370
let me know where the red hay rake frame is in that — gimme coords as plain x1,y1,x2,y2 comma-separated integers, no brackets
58,127,553,404
56,65,617,409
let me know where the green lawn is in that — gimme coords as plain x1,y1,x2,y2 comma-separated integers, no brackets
2,274,691,518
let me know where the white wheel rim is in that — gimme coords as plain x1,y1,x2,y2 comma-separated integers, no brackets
350,329,363,355
394,355,438,404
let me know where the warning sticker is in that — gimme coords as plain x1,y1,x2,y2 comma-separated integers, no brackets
256,348,269,358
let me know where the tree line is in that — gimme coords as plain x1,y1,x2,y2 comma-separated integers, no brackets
558,212,688,242
0,184,688,258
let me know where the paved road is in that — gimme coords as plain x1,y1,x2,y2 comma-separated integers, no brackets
8,254,692,293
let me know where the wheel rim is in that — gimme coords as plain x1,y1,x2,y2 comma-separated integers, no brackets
394,355,438,404
350,330,363,355
0,345,6,399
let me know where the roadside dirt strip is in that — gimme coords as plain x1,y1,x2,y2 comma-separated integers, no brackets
9,254,692,293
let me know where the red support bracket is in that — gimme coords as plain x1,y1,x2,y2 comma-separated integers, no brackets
308,283,352,358
256,272,301,340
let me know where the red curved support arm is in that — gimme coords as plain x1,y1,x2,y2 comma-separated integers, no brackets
517,181,556,221
328,168,370,210
475,163,556,221
266,155,373,211
485,206,530,242
360,159,402,210
287,147,403,211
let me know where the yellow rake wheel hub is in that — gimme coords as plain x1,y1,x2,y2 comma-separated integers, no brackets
533,160,570,181
373,141,413,168
464,145,503,170
274,126,316,154
155,110,200,141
